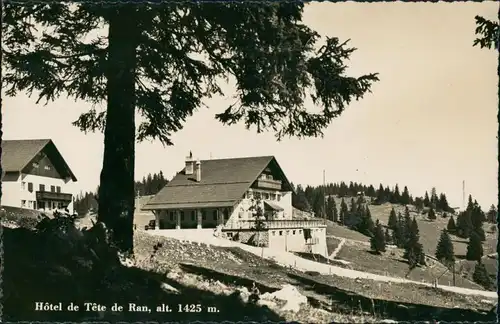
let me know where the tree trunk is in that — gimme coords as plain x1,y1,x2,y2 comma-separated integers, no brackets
97,6,138,254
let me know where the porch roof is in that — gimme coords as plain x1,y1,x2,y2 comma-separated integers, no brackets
264,200,284,211
145,200,235,210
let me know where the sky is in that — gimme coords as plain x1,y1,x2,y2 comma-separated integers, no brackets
2,2,498,210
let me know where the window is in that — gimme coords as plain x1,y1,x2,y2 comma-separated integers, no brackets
21,182,26,190
272,231,276,236
202,211,206,221
299,230,302,234
279,231,283,236
254,191,261,199
293,230,296,235
286,230,290,235
212,210,218,219
51,185,56,192
56,186,61,193
169,212,174,221
44,165,51,171
27,182,33,193
21,200,26,208
32,163,39,168
39,184,45,192
191,210,196,221
277,194,281,201
180,211,185,221
263,192,270,200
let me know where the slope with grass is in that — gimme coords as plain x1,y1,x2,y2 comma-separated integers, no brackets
325,197,497,283
135,231,496,322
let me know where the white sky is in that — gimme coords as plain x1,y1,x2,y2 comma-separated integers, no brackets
3,2,498,210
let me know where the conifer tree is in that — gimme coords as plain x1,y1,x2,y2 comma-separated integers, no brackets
403,217,423,264
438,193,450,212
466,230,484,261
358,205,375,236
384,228,392,244
388,208,398,230
430,187,438,209
332,199,339,223
427,207,437,221
414,197,424,213
423,191,430,208
486,204,497,223
340,198,348,225
375,184,386,204
392,184,401,204
401,186,410,205
435,229,455,266
326,196,334,221
402,210,412,243
370,220,386,254
392,220,405,248
456,211,473,238
472,261,492,290
447,215,457,233
404,205,411,219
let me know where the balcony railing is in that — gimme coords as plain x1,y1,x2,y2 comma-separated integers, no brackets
224,218,326,230
36,191,73,202
255,178,282,190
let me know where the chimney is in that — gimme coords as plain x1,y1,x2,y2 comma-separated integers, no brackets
185,152,194,175
195,159,201,182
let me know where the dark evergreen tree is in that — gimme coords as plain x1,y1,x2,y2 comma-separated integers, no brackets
466,230,484,261
401,186,410,205
456,211,473,238
1,2,379,253
326,196,335,221
388,208,398,230
358,205,375,236
414,197,424,213
340,198,348,225
392,220,405,248
392,184,401,204
430,187,438,209
402,211,412,244
427,207,437,221
435,229,455,266
367,185,376,197
437,193,451,212
423,191,430,208
332,198,339,223
403,217,424,266
447,216,457,233
292,184,312,212
370,220,386,254
384,186,392,204
384,228,392,244
472,261,492,290
486,204,497,223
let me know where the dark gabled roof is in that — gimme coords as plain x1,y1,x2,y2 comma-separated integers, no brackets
1,139,77,181
143,155,293,210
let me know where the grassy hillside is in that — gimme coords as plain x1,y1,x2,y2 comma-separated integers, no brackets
329,196,496,257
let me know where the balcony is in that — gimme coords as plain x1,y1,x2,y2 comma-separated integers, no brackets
255,178,282,190
224,219,326,230
36,191,73,202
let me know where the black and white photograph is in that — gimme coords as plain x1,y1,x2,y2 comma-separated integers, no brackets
1,1,498,322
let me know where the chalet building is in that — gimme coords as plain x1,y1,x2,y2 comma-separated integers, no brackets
143,153,327,255
1,139,78,213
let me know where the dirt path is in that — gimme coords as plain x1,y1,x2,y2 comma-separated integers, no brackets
328,237,346,259
146,230,497,299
